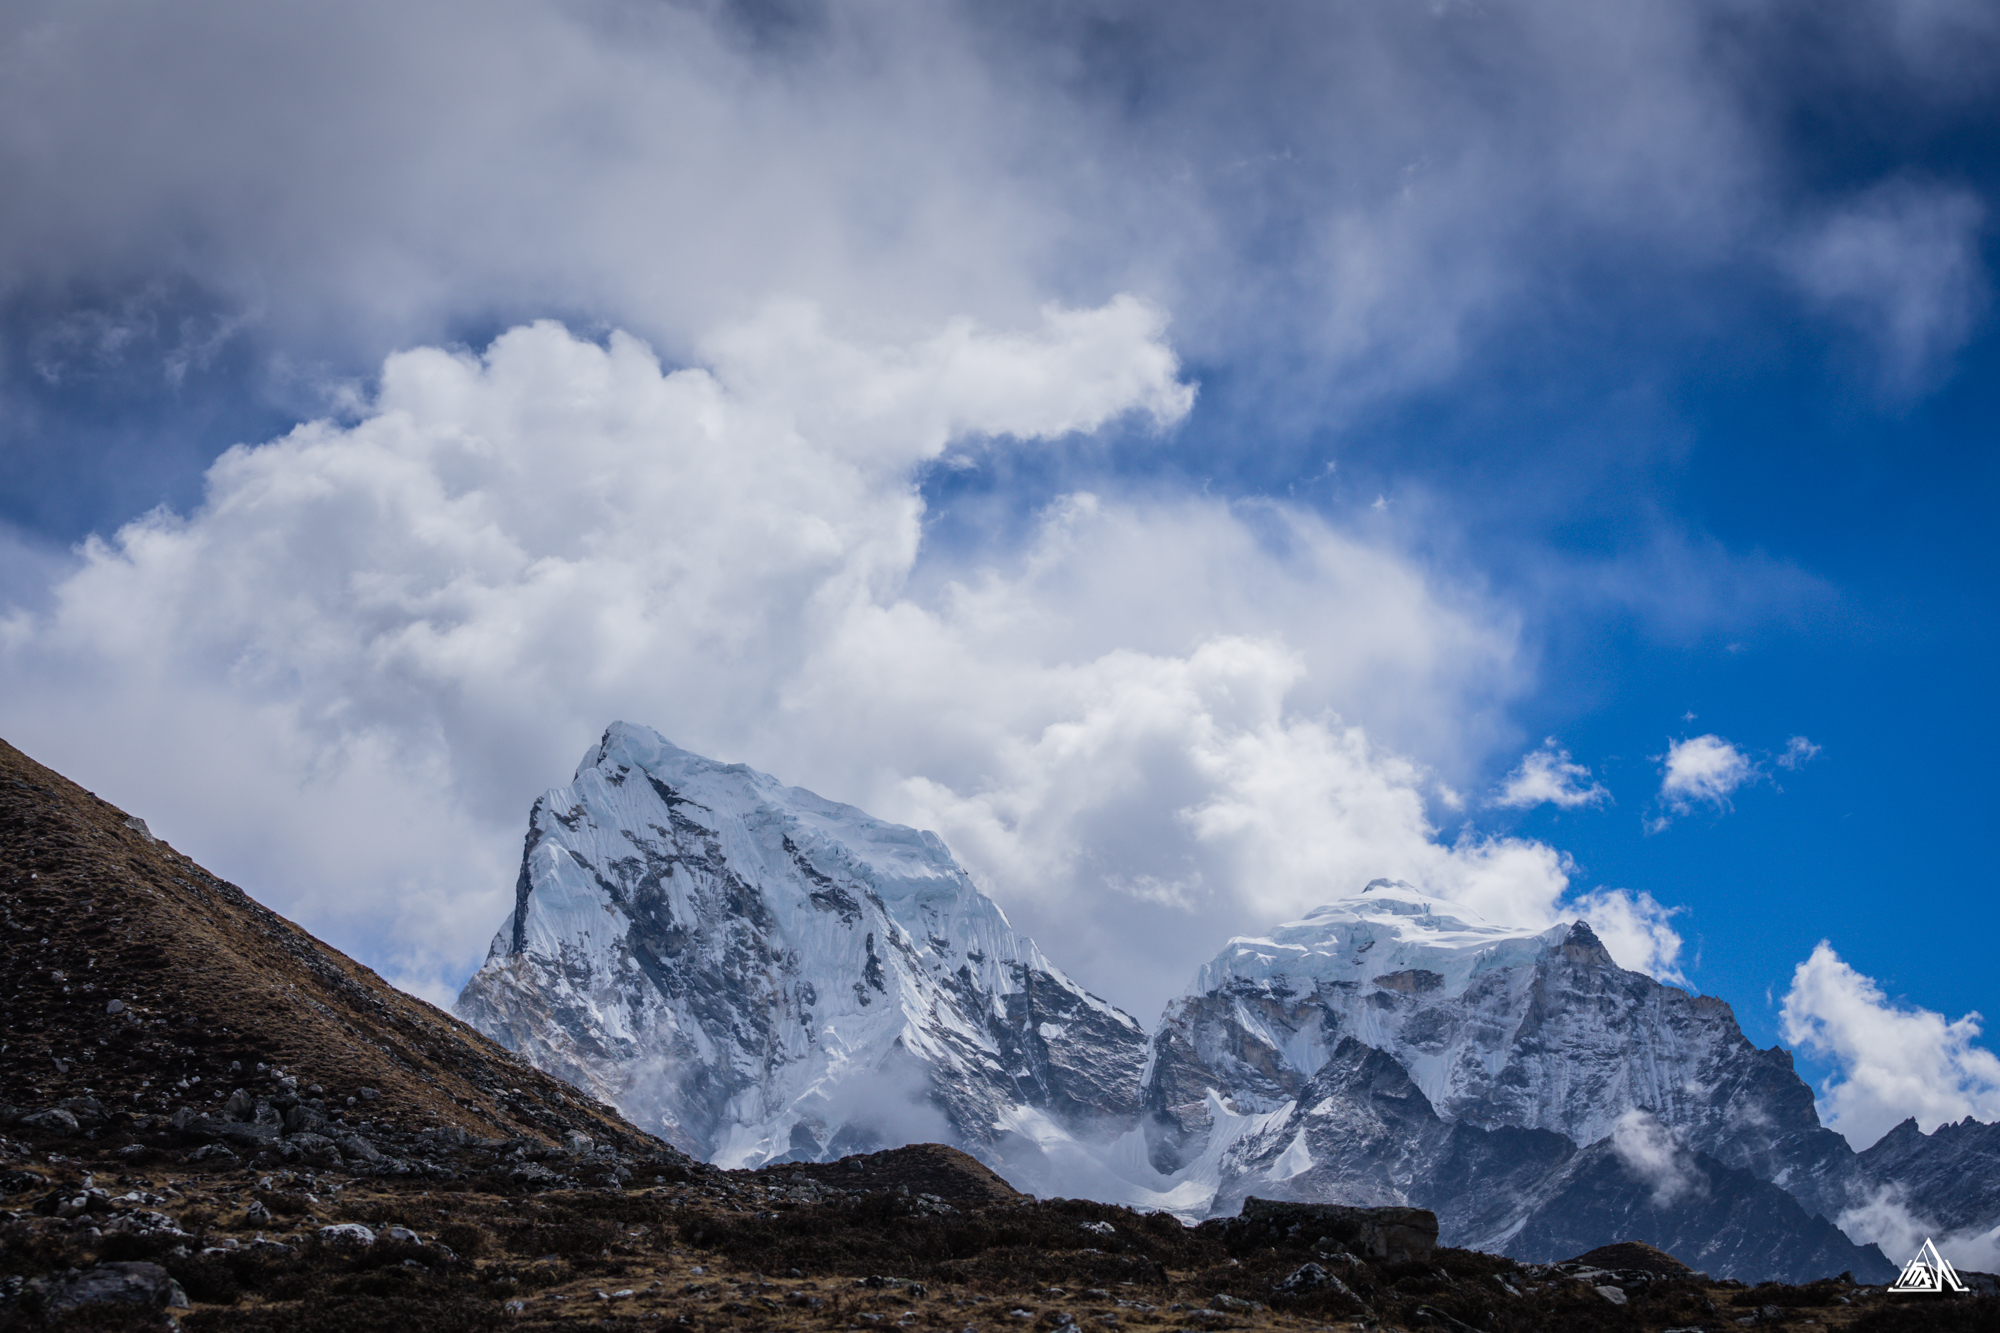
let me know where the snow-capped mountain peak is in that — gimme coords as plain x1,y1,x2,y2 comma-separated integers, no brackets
457,723,1144,1176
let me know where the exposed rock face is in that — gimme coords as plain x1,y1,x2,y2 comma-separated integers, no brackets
1196,1036,1896,1283
1503,1136,1893,1285
456,723,1147,1175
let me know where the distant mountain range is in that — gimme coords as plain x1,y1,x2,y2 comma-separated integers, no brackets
457,723,2000,1283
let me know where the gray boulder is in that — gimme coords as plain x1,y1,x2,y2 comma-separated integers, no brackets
339,1134,384,1164
316,1222,377,1245
19,1108,78,1138
283,1103,330,1136
37,1262,189,1315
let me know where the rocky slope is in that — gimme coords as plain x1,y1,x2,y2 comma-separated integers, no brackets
0,735,657,1172
1841,1114,2000,1258
10,1109,1967,1333
455,723,1147,1181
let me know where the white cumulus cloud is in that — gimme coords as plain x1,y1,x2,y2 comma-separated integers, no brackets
1493,738,1609,810
0,305,1685,1017
1649,733,1758,828
1780,941,2000,1150
1572,888,1687,986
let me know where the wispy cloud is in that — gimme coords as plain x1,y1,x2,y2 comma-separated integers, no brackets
1777,735,1822,770
1493,738,1609,811
1610,1109,1706,1206
1781,942,2000,1150
1786,179,1989,393
1836,1185,2000,1275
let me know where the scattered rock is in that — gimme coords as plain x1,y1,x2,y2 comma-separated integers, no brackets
104,998,124,1014
511,1161,559,1187
0,1169,45,1195
1272,1262,1356,1299
316,1222,377,1245
100,1209,190,1239
1596,1284,1628,1305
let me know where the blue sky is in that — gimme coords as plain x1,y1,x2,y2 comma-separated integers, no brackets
3,0,1997,1148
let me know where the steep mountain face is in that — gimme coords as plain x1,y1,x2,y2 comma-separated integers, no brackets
456,723,1147,1176
1143,882,1834,1187
1846,1116,2000,1245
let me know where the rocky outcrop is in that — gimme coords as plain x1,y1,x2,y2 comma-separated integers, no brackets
456,723,1147,1178
1230,1197,1438,1264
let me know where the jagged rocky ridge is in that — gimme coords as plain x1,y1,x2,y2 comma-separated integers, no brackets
456,723,1147,1182
456,729,1992,1282
1143,882,1841,1182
